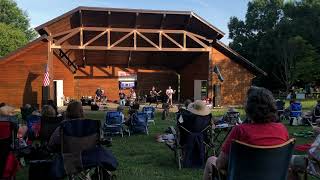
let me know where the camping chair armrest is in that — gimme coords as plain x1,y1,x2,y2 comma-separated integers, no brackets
168,126,177,136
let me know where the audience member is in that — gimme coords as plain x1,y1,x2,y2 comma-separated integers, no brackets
288,130,320,180
47,100,59,116
203,86,289,180
0,102,5,108
119,90,126,106
41,105,56,118
116,106,125,123
312,100,320,122
48,101,84,151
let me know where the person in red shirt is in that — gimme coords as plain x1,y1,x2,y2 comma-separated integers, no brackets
203,86,289,180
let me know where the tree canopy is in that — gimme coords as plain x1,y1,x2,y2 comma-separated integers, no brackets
0,0,36,57
228,0,320,91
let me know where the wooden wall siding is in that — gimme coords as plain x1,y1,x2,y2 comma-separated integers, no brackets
0,41,47,107
74,66,177,101
180,53,209,101
52,53,75,98
211,48,255,106
0,40,75,108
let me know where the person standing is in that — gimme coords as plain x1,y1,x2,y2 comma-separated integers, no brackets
119,90,126,106
150,86,161,106
129,88,137,106
166,86,176,106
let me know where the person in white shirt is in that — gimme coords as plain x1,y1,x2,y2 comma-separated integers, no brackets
129,88,137,106
166,86,176,106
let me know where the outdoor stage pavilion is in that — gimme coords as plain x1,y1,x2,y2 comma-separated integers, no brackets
0,6,266,108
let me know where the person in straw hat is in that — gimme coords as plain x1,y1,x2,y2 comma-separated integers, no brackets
0,105,18,124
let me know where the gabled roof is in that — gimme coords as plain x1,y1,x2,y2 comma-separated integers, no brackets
35,6,225,40
213,41,267,76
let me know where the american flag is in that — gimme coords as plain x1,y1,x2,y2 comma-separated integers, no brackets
43,64,50,86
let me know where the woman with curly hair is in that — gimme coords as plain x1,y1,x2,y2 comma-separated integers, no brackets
203,86,289,180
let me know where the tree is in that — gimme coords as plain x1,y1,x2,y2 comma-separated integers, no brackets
273,36,320,92
228,0,320,91
0,23,28,57
0,0,37,57
0,0,37,40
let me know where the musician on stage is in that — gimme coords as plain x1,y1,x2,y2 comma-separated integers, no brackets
149,86,161,106
166,86,176,107
128,88,137,106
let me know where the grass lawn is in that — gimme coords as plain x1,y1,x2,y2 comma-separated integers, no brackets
16,99,318,180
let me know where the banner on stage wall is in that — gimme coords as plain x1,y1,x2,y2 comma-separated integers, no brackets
118,71,137,81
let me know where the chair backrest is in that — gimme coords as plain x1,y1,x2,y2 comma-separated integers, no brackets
225,112,240,125
0,121,16,178
290,102,302,117
26,115,41,139
131,112,148,126
276,100,285,111
39,116,63,143
227,139,295,180
105,111,122,125
314,104,320,117
142,106,155,119
178,112,212,146
60,119,100,153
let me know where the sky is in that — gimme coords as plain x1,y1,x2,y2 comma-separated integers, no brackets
15,0,250,44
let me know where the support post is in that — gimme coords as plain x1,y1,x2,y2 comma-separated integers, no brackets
207,48,214,105
48,37,54,102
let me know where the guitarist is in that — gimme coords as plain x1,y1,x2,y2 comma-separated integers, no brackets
149,86,162,106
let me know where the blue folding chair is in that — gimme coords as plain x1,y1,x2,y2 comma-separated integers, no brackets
290,102,302,125
130,112,148,135
142,106,156,125
104,111,128,137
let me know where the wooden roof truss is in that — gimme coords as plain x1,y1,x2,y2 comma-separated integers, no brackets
49,27,213,52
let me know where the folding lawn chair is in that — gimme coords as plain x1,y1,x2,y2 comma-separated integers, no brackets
224,112,241,125
290,102,302,126
0,120,19,179
313,105,320,123
130,112,148,135
103,111,129,137
59,119,118,180
39,116,63,144
169,110,214,169
221,139,295,180
142,106,156,125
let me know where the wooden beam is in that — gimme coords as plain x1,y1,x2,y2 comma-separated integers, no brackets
55,28,80,45
107,30,110,47
183,32,186,48
136,31,160,49
51,44,209,52
80,28,83,46
162,32,183,49
187,31,213,43
186,32,208,48
52,28,78,38
159,32,162,49
83,29,109,47
82,27,185,33
109,31,134,48
133,31,137,49
44,27,51,35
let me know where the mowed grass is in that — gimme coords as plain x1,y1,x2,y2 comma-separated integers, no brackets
16,99,318,180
